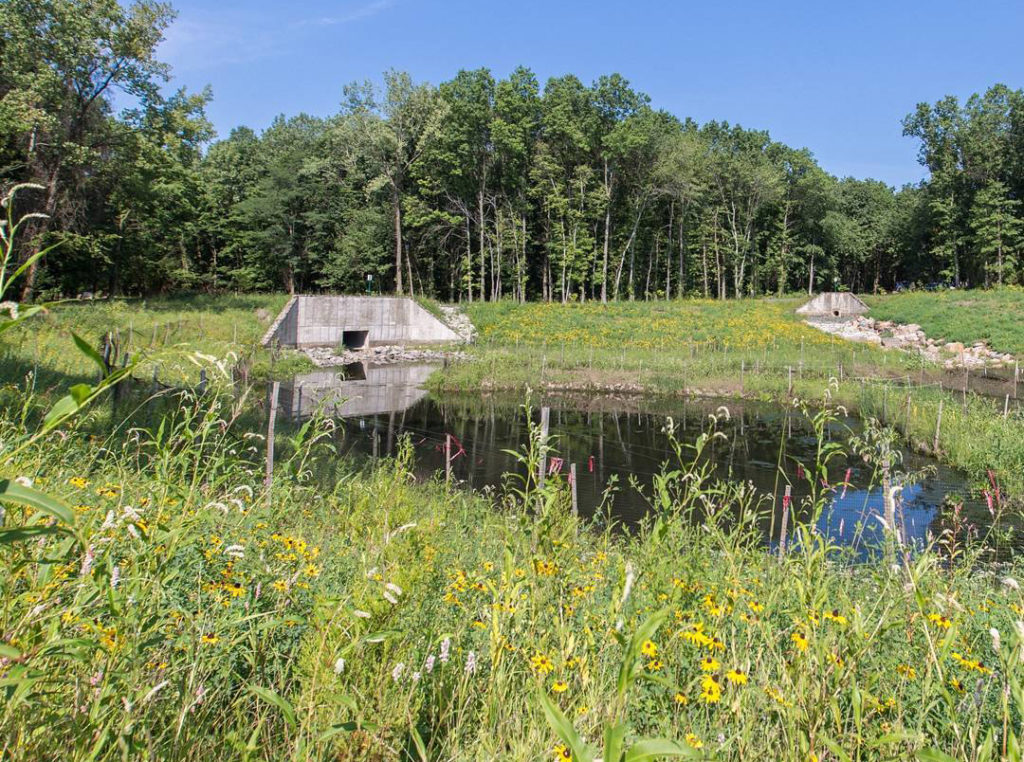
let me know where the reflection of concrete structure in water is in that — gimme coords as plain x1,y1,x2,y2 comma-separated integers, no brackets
279,363,440,419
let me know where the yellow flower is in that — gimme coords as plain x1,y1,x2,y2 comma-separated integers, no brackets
700,656,720,672
673,692,689,705
646,659,664,672
823,609,848,626
272,579,288,592
927,613,952,630
896,664,917,680
725,668,748,685
200,633,220,645
791,631,809,652
531,652,554,675
551,679,569,693
68,476,89,489
640,639,658,658
700,673,722,703
748,600,764,613
685,733,703,749
303,564,320,578
553,744,572,761
949,677,965,693
471,618,487,629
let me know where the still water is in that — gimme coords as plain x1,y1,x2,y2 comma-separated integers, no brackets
279,362,989,552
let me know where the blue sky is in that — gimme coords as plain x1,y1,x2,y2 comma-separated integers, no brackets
157,0,1024,187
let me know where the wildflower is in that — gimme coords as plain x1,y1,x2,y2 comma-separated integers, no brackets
384,591,399,605
471,618,486,629
353,609,371,619
391,663,405,682
673,692,689,705
69,476,89,489
646,659,664,672
200,633,220,645
223,581,245,598
440,638,451,664
949,677,965,693
927,613,951,630
707,635,725,652
991,627,1001,652
700,656,720,672
640,639,658,657
110,566,120,589
412,671,421,682
748,600,764,613
333,657,345,675
551,679,568,693
700,673,722,703
823,609,848,626
304,564,320,578
1002,577,1020,591
273,579,288,593
725,668,748,685
465,651,477,675
896,664,917,680
553,744,572,761
685,733,703,749
791,631,809,652
531,652,554,675
424,655,436,673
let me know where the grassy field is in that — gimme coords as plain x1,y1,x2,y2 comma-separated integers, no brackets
868,288,1024,357
2,387,1024,760
0,295,308,392
437,299,1024,496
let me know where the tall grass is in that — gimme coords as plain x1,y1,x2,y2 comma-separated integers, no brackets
2,381,1024,759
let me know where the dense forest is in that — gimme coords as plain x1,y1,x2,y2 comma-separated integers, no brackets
3,0,1024,302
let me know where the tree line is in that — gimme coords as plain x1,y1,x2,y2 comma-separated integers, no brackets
3,0,1024,302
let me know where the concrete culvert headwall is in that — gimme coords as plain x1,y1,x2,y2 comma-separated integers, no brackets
795,292,869,318
261,296,463,348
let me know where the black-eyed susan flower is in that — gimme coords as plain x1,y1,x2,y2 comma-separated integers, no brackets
551,679,568,693
791,631,809,652
640,639,658,657
531,652,554,675
200,633,220,645
700,656,720,672
685,733,703,749
646,659,664,672
725,668,748,685
700,673,721,703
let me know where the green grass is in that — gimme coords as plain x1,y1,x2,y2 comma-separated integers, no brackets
2,388,1024,760
868,288,1024,357
0,294,312,392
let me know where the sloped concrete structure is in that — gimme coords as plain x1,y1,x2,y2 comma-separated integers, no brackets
796,292,869,318
261,296,461,348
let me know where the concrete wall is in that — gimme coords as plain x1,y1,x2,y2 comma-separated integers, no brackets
262,296,461,348
796,292,869,317
278,363,439,418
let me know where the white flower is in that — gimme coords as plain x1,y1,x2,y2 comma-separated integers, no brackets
143,681,168,704
353,610,371,619
385,582,403,596
110,565,120,589
391,663,404,682
411,671,421,682
80,547,94,577
224,544,245,559
127,524,140,540
424,655,436,673
1002,577,1020,591
991,627,1001,652
14,476,32,488
333,657,345,675
439,638,451,664
464,650,477,674
383,591,398,605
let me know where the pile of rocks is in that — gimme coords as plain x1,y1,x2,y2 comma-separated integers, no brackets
304,345,465,368
806,315,1016,369
439,304,476,343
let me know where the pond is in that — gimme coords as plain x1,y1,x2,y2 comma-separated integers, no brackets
278,362,993,554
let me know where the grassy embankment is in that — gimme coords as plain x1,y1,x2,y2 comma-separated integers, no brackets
868,288,1024,357
3,378,1024,760
434,298,1024,496
0,295,309,393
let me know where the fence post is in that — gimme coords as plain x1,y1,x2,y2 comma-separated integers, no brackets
740,359,745,394
787,366,793,396
445,433,452,483
265,381,280,494
1005,394,1011,419
537,406,550,490
778,485,791,561
199,368,207,395
934,400,943,453
570,463,578,517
